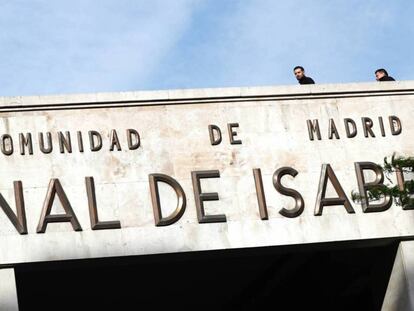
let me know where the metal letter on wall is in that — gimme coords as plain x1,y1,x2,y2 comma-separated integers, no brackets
208,125,222,146
58,131,72,153
362,117,375,138
389,115,402,135
344,118,357,138
36,179,83,233
39,132,53,154
149,174,186,226
127,129,140,150
109,129,122,151
227,123,242,145
354,162,392,212
1,134,13,156
0,181,27,234
253,168,268,220
85,177,121,230
328,119,340,139
89,130,102,151
19,133,33,155
306,119,321,141
77,131,84,152
191,170,226,223
378,117,386,137
314,164,355,216
273,167,305,218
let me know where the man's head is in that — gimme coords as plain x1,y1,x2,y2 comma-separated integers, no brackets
294,66,305,80
375,69,388,81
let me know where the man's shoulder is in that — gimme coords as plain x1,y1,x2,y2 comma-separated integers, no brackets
299,76,315,84
379,76,395,81
307,77,315,83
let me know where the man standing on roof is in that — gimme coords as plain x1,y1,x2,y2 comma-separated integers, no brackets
375,68,395,81
293,66,315,85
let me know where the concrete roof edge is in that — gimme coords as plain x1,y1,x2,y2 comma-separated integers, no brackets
0,81,414,108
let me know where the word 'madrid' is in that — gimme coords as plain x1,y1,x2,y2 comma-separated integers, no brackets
306,115,402,140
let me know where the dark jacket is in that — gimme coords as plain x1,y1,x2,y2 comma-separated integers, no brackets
379,76,395,81
298,76,315,84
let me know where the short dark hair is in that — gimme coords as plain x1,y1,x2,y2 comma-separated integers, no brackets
375,68,388,76
294,66,304,72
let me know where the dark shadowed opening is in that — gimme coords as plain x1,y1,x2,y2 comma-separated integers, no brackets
15,238,399,311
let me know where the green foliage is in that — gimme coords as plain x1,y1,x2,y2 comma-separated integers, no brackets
383,154,414,173
351,153,414,208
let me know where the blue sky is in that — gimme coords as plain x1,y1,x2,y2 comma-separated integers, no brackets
0,0,412,96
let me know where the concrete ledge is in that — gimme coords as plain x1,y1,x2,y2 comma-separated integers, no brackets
0,81,414,110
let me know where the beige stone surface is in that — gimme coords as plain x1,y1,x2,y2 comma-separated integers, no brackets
0,81,413,265
0,268,19,310
382,241,414,310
